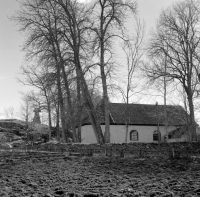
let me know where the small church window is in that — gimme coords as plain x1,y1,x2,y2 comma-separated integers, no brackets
153,130,161,141
130,130,138,141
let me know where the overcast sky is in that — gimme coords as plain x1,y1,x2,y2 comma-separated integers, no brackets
0,0,181,119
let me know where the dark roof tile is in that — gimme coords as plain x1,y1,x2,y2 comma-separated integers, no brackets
109,103,188,126
82,103,189,126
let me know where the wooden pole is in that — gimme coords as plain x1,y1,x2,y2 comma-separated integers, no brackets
164,56,168,142
156,102,160,144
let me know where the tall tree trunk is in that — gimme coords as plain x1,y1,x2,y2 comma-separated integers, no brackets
187,64,197,141
60,62,78,142
125,123,128,142
76,76,82,143
187,92,197,141
76,64,105,144
125,90,129,143
182,88,190,141
56,103,60,142
25,103,29,128
101,65,110,143
50,39,70,143
56,62,69,143
100,38,110,143
55,39,78,142
47,101,52,140
77,122,82,143
164,59,168,142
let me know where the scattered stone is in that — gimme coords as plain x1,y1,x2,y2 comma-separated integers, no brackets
31,194,40,197
194,188,200,193
28,182,38,188
84,194,99,197
43,193,54,197
54,190,65,195
20,179,26,184
67,193,78,197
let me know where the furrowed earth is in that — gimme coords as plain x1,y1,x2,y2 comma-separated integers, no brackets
1,153,200,197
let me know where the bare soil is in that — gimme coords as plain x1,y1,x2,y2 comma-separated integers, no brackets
0,154,200,197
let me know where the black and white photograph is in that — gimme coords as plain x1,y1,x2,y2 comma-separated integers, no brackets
1,0,200,196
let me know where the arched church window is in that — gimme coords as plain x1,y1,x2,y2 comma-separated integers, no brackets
130,130,138,141
153,130,161,141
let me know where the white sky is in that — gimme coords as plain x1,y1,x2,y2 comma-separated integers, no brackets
0,0,182,119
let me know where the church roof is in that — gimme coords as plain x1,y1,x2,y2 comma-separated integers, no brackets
82,103,189,126
168,126,189,138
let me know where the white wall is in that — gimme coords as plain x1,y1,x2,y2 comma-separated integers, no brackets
81,124,177,144
196,127,200,135
81,125,98,144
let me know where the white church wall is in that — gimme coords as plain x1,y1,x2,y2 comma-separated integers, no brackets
80,124,177,144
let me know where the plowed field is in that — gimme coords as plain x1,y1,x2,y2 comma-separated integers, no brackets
0,154,200,197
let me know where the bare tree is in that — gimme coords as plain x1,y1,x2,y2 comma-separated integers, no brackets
146,0,200,141
13,0,105,144
4,106,15,119
18,92,35,126
53,0,105,144
90,0,137,143
117,17,144,142
13,0,78,142
121,18,144,142
18,64,56,140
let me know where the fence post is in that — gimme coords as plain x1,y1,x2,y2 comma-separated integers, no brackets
105,147,108,156
88,149,93,156
172,147,175,159
139,148,142,158
120,149,124,157
105,147,112,157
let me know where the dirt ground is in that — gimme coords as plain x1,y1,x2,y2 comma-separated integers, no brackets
1,154,200,197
